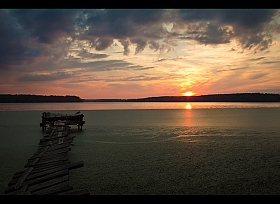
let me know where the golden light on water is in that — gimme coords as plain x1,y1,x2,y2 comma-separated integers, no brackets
185,103,192,109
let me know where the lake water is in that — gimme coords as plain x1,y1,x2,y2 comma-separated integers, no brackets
1,102,280,195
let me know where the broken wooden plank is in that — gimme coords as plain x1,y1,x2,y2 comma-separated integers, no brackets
31,181,72,195
58,189,91,195
14,167,34,189
5,169,69,194
28,174,69,193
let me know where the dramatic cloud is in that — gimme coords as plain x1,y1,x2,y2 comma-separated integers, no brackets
0,9,279,98
1,9,279,71
18,71,73,82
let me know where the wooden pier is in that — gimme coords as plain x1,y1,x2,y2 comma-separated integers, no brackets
4,114,90,195
40,112,85,132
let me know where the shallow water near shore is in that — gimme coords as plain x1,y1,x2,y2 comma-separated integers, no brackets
0,102,280,195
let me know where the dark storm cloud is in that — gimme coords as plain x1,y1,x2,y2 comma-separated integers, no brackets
177,9,276,29
131,38,147,55
77,49,108,59
175,9,279,50
193,23,232,44
11,9,77,44
0,10,34,68
0,9,77,70
0,9,279,71
85,9,167,39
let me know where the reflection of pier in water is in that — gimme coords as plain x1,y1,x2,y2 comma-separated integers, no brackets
40,112,85,132
4,112,89,195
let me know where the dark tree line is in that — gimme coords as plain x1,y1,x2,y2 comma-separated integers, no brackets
86,93,280,102
0,94,83,103
129,93,280,102
1,93,279,103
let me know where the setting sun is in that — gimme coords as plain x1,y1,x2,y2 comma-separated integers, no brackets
183,91,195,96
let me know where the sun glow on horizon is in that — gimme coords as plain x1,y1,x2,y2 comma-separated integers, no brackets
183,91,195,96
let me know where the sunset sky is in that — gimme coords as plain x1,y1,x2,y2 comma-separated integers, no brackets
0,9,280,99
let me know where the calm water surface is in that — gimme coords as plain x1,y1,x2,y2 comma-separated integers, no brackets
0,101,280,111
1,102,280,195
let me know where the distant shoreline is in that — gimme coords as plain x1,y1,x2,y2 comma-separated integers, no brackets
84,93,280,102
0,93,279,103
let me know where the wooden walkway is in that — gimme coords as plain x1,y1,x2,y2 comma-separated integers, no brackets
4,118,90,195
40,112,85,132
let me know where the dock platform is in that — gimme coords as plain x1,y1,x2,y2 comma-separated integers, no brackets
40,112,85,132
4,113,90,195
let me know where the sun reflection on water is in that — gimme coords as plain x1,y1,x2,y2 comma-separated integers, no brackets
185,103,192,109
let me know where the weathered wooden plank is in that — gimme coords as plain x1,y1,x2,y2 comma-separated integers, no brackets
10,181,72,195
54,121,66,126
49,131,69,137
33,157,69,166
46,141,72,150
37,145,50,157
27,174,69,193
42,147,71,157
4,183,29,195
26,146,70,162
32,181,73,195
14,167,34,189
5,169,69,194
57,128,64,133
9,151,72,182
24,145,50,167
26,155,68,169
32,161,71,172
58,189,91,195
45,146,71,153
27,169,69,187
12,170,25,178
32,154,68,164
28,163,71,177
32,154,68,163
7,161,71,186
40,137,72,146
43,134,70,140
16,183,29,195
46,126,70,133
32,160,83,174
37,144,72,154
9,156,69,179
58,137,64,144
5,189,18,195
33,142,72,159
33,160,81,176
39,135,74,144
33,160,70,170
